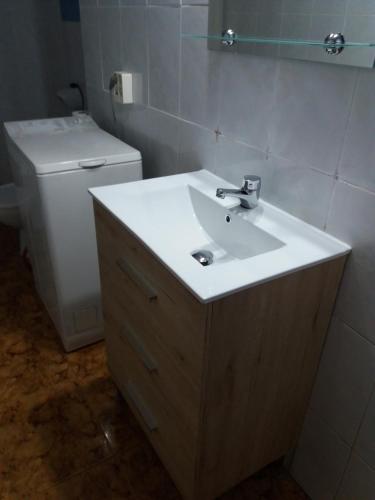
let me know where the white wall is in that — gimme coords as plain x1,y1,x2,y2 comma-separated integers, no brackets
80,1,375,498
0,0,85,184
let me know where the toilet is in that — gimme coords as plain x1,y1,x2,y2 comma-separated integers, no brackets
0,183,21,228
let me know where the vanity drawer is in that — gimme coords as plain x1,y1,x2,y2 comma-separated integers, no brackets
94,202,207,387
105,320,196,500
104,293,201,434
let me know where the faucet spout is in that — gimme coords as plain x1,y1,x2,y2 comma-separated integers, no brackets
216,188,241,199
216,175,261,209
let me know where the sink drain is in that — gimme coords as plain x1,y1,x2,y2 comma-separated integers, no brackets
192,250,214,267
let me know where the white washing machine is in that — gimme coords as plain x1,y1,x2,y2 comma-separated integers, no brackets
4,116,142,351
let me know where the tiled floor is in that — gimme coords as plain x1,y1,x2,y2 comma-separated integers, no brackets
0,224,309,500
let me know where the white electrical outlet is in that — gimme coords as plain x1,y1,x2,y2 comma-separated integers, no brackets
111,72,133,104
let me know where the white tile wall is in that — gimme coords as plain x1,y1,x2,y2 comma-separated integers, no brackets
79,2,375,498
265,154,335,229
354,387,375,470
180,6,221,129
81,7,103,91
291,409,351,500
327,181,375,345
339,70,375,193
99,7,122,90
309,318,375,445
178,120,216,173
217,52,277,152
148,6,180,114
337,453,375,500
268,60,357,175
120,6,148,105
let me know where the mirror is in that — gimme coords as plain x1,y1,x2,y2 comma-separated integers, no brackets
208,0,375,68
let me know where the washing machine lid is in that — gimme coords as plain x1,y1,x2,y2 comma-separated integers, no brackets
4,116,141,175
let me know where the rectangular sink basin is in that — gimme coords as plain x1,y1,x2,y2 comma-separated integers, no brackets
188,186,284,262
90,170,350,302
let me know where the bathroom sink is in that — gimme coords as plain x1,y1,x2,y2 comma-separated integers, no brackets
188,186,284,261
89,170,350,302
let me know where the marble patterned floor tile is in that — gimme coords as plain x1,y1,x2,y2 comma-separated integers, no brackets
0,384,113,497
80,375,146,453
36,444,180,500
66,342,109,387
36,455,308,500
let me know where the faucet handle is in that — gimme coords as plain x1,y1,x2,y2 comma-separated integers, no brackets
242,175,261,192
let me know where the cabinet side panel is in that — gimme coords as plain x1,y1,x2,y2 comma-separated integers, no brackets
196,258,346,499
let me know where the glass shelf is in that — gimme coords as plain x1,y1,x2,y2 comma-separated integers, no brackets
182,33,375,49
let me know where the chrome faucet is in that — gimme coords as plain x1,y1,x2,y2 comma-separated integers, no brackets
216,175,261,209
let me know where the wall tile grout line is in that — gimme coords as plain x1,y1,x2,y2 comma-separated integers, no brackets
323,67,361,231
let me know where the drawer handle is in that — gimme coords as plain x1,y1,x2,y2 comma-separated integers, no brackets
121,322,158,373
117,258,158,302
126,381,158,432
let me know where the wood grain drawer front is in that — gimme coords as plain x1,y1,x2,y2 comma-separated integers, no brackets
105,296,201,435
94,202,207,387
106,324,196,500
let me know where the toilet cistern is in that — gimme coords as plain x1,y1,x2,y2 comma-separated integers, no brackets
216,175,261,209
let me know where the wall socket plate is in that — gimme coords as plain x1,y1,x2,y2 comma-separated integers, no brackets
111,72,133,104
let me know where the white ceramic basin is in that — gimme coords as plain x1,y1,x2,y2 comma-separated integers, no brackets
188,186,284,262
90,170,350,302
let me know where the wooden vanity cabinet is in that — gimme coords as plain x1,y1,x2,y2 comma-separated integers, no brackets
94,201,346,500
